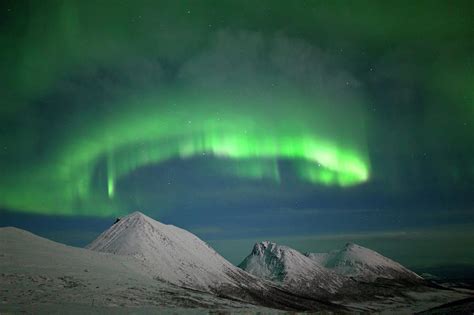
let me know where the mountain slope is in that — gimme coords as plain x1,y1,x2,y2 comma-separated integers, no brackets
1,226,466,314
305,243,422,281
86,212,345,312
239,241,345,294
0,227,256,312
87,211,239,291
237,240,470,313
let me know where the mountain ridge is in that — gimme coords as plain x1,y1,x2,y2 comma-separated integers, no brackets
0,225,266,311
238,239,426,300
1,216,468,313
304,242,422,281
85,211,345,311
87,211,241,291
239,240,345,294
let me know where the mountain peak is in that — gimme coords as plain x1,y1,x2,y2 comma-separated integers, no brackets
114,211,168,229
252,241,278,255
105,211,162,233
123,211,150,220
345,242,356,248
240,240,344,292
344,242,364,251
87,210,240,291
128,210,145,216
306,243,422,281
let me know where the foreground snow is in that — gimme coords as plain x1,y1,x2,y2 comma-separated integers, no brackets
1,213,471,314
0,217,344,313
0,227,262,313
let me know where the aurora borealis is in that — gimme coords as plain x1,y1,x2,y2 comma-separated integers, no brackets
1,0,473,270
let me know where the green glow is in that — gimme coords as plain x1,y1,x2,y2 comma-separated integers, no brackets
106,151,116,198
296,160,366,187
1,0,472,220
219,159,281,182
0,89,370,216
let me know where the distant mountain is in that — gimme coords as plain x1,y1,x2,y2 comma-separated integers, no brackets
413,264,474,288
237,241,467,313
238,241,345,294
305,243,422,282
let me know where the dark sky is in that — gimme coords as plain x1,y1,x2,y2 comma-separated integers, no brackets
0,0,473,268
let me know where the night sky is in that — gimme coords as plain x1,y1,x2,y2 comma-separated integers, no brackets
1,1,473,270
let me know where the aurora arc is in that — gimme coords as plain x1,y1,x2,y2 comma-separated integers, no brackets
1,13,378,217
0,87,370,216
1,0,473,275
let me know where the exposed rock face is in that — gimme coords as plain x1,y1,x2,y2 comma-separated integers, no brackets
239,241,345,294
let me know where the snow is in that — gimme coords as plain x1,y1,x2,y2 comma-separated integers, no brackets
0,226,259,313
238,240,469,313
1,218,468,314
0,217,347,313
84,213,346,312
239,241,345,294
86,211,243,291
305,242,422,281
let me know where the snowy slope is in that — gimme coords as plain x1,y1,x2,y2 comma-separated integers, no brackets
0,227,257,312
305,243,422,281
87,211,240,291
1,226,466,313
85,212,344,312
239,241,345,294
1,226,345,313
236,241,465,312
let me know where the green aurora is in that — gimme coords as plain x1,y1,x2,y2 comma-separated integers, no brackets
0,82,370,216
0,0,472,218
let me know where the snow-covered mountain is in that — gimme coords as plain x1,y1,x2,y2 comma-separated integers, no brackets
0,227,256,312
238,241,345,294
1,224,467,314
87,211,240,291
0,223,345,312
86,212,343,311
238,240,424,301
305,243,422,281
